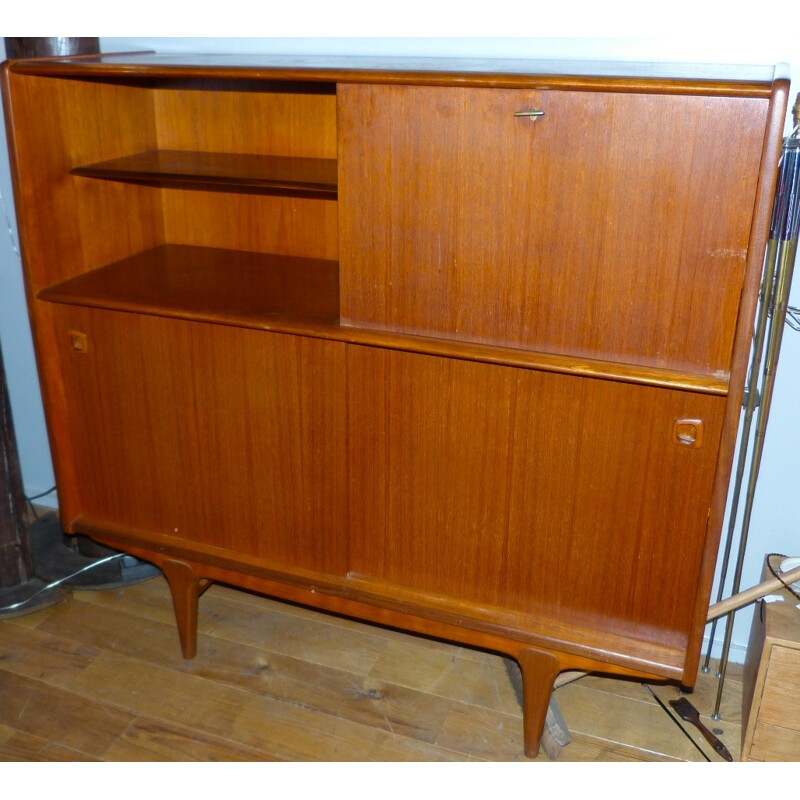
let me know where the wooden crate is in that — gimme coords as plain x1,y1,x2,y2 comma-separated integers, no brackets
741,556,800,761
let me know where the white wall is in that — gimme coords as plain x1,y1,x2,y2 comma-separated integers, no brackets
1,37,798,663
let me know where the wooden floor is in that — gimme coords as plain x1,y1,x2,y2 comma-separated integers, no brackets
0,573,744,762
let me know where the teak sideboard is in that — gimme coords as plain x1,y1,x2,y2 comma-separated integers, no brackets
1,53,790,757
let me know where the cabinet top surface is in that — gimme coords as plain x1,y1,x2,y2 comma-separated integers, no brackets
4,52,785,94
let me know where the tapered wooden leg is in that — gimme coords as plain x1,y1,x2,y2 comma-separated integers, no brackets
161,558,203,660
517,647,561,758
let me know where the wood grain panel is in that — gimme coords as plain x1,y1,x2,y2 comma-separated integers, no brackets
347,347,516,602
153,85,336,158
339,85,767,374
347,346,724,648
162,192,338,260
52,306,349,576
506,372,724,644
150,83,339,259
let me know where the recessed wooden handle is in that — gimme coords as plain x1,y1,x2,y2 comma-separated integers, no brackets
68,330,88,353
673,419,704,448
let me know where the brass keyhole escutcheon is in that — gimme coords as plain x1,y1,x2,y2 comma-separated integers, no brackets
514,108,546,121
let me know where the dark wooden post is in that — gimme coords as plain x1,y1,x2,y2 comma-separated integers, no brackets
0,341,34,589
4,38,100,59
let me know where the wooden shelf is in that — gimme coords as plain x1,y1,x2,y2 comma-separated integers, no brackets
71,150,338,198
37,244,727,395
38,245,340,327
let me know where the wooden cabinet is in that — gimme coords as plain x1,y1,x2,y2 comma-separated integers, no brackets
741,557,800,761
1,53,790,758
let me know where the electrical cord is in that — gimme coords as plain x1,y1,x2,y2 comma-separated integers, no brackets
642,683,712,762
0,552,125,614
766,552,800,602
26,486,56,500
24,485,57,520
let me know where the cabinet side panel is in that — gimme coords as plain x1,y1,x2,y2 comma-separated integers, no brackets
4,73,164,519
7,74,163,291
740,603,766,759
684,79,790,684
347,346,724,648
51,306,349,576
338,84,767,374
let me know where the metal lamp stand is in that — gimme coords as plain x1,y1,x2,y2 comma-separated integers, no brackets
702,97,800,719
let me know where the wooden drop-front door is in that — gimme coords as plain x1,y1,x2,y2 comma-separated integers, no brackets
338,83,768,376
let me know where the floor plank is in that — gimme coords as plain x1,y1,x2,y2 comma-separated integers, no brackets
369,639,523,716
101,717,283,762
75,580,389,675
0,575,749,762
0,722,98,762
555,681,708,762
0,671,134,758
36,599,469,745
